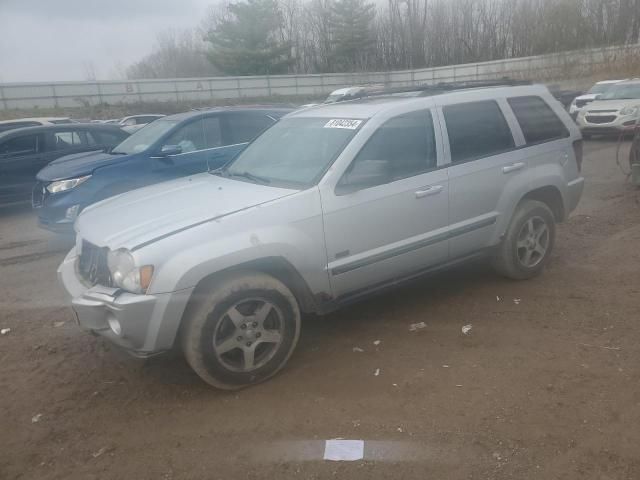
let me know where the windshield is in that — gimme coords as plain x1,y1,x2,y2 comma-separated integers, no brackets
224,117,362,187
598,84,640,100
111,119,178,154
588,83,614,94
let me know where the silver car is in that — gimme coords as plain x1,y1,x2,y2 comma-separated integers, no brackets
58,84,584,389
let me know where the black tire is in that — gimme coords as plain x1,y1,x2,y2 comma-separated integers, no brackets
181,271,301,390
492,200,556,280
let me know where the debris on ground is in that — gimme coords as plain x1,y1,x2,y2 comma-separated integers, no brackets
408,322,427,332
461,325,473,335
373,340,381,346
442,364,450,368
31,413,42,423
1,328,10,335
496,296,501,301
92,447,108,458
513,298,521,305
53,321,65,328
352,347,364,353
374,368,380,376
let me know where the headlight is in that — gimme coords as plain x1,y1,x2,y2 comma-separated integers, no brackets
106,249,154,294
46,175,91,193
620,106,639,116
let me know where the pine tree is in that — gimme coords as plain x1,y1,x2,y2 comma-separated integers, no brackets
205,0,292,76
329,0,376,71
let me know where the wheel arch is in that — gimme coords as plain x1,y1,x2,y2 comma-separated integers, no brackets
182,256,320,318
520,185,566,222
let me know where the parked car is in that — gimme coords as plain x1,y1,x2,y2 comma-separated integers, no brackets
324,85,385,104
568,80,626,120
119,114,166,133
576,79,640,138
0,124,128,207
34,107,291,232
0,117,75,134
57,83,583,389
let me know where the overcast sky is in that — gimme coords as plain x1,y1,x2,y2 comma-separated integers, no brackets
0,0,213,83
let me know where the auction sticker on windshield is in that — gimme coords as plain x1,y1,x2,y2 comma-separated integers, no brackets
324,119,362,129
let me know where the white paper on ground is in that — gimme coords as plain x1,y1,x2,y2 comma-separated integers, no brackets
323,439,365,461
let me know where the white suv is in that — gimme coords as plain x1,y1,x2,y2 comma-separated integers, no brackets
577,80,640,137
569,80,625,120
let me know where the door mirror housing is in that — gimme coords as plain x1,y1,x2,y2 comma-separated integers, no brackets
158,144,182,157
336,160,391,194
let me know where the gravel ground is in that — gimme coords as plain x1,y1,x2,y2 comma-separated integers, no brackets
1,139,639,480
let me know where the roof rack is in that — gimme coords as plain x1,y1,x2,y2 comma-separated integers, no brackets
344,78,533,100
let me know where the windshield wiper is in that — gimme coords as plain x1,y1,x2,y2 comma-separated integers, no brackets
226,171,271,184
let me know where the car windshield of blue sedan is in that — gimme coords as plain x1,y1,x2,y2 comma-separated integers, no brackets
224,117,362,187
112,119,178,154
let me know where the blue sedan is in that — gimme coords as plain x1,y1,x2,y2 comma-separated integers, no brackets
34,107,292,233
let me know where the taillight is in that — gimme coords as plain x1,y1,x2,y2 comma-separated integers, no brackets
572,139,583,171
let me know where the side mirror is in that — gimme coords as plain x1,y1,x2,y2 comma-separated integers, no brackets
336,159,391,194
158,144,182,157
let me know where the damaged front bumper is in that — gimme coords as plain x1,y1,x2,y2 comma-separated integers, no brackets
57,249,194,356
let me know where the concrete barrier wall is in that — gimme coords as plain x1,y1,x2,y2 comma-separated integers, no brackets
1,44,638,110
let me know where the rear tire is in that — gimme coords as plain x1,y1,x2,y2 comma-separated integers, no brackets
492,200,556,280
181,271,301,390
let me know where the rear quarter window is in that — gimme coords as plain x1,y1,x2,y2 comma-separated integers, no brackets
443,100,515,163
507,96,570,145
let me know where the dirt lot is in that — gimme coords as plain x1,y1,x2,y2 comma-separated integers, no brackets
1,139,639,479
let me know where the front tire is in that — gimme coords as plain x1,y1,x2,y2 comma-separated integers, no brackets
181,271,301,390
492,200,556,280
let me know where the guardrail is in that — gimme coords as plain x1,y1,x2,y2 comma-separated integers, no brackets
1,44,638,110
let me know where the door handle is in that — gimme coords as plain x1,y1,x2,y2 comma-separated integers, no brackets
415,185,444,198
502,162,525,174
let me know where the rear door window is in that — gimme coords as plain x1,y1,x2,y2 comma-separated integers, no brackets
507,96,570,144
51,130,82,150
443,100,515,163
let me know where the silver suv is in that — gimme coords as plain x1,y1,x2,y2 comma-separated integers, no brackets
58,84,584,389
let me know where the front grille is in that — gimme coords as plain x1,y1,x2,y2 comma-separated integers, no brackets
78,241,113,287
575,99,590,108
585,115,616,124
32,182,46,208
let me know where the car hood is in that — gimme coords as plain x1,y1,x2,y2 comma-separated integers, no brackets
37,150,137,182
575,94,598,102
586,99,640,111
75,173,297,250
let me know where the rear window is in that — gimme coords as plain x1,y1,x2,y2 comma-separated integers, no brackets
443,100,515,163
508,96,569,144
